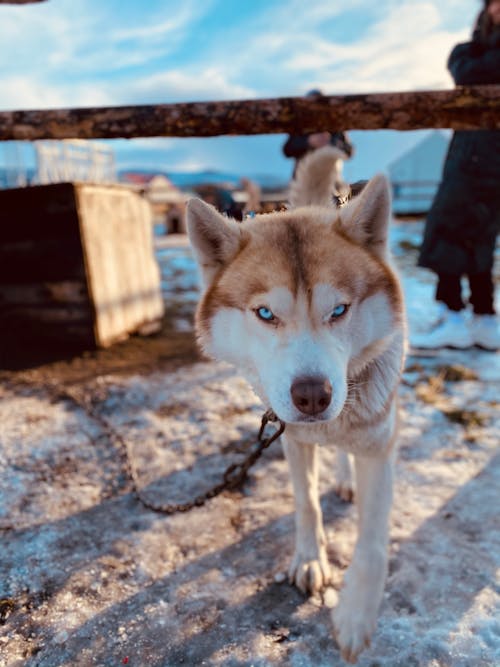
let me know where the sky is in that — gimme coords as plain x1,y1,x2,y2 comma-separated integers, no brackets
0,0,482,185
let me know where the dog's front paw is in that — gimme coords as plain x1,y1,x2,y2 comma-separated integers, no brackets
332,599,376,664
331,559,383,663
288,548,332,594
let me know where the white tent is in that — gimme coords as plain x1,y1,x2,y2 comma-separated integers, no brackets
389,131,450,216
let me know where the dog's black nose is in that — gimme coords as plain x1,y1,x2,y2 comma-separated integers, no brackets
291,376,332,416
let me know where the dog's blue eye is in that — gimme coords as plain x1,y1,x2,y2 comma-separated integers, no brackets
256,307,275,322
330,304,348,319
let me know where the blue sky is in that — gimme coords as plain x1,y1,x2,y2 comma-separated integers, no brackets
0,0,481,183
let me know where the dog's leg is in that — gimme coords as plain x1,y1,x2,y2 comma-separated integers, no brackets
332,454,393,663
283,435,331,594
335,450,355,502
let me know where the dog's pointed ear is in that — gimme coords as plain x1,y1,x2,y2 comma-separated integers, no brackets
336,174,391,259
186,198,243,286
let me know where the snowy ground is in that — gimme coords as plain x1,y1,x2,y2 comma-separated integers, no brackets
0,221,499,667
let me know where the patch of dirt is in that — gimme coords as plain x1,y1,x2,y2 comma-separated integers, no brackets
0,320,200,386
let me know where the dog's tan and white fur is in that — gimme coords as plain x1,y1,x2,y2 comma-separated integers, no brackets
186,146,406,663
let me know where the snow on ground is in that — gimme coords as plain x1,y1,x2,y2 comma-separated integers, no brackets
0,221,499,666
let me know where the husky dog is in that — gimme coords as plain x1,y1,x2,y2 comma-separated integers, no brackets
186,146,406,663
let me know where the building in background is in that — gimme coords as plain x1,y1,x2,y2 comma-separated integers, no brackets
389,131,449,217
0,140,116,188
35,140,116,184
2,141,29,188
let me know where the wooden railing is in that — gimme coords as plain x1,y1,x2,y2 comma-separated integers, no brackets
0,86,498,142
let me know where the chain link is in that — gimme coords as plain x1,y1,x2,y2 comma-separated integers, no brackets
49,384,285,514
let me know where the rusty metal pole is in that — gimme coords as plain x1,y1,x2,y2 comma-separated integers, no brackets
0,86,498,141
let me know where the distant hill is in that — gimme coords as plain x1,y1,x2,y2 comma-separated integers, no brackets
388,131,449,216
119,168,287,191
0,166,287,192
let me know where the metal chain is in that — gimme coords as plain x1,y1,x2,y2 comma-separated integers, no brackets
51,385,286,514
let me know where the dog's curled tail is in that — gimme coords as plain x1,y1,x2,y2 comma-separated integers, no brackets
288,145,346,209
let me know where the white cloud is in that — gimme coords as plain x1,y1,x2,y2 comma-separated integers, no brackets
0,0,205,76
59,3,204,74
117,69,255,104
0,65,254,112
0,76,116,111
275,1,472,92
109,10,196,43
0,77,67,111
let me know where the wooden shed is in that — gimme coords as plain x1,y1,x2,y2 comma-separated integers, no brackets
0,182,164,352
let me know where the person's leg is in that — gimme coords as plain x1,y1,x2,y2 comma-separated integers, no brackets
435,273,465,312
468,272,495,315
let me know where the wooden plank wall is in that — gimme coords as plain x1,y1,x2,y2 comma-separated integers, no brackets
75,184,164,347
0,183,94,345
0,183,164,350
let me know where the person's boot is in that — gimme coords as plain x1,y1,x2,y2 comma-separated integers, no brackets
410,308,473,350
470,314,500,351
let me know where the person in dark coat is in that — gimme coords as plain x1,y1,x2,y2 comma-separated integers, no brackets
413,0,500,350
